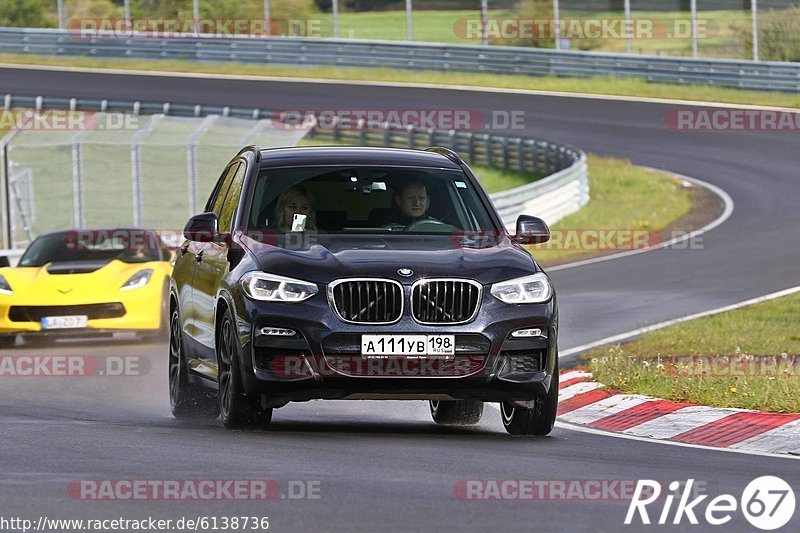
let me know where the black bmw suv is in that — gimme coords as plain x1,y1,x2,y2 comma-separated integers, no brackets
170,146,558,435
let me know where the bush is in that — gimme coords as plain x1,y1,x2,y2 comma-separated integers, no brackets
0,0,56,28
199,0,320,36
741,6,800,62
66,0,121,21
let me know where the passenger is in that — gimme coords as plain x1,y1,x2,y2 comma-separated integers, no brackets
276,185,317,231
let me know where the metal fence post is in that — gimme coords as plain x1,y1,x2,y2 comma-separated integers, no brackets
553,0,561,51
130,115,163,227
481,0,489,46
0,140,11,248
193,0,200,35
57,0,65,30
406,0,413,42
752,0,759,62
332,0,340,38
624,0,632,55
71,137,84,228
690,0,698,59
264,0,271,37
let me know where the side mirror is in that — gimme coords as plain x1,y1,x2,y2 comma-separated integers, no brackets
183,212,219,242
514,215,550,245
0,256,9,268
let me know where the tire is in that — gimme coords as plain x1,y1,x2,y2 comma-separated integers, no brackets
0,335,17,349
169,307,218,419
429,400,484,426
217,309,272,429
500,359,559,436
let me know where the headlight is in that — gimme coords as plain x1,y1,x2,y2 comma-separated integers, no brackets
490,272,552,304
0,274,12,295
240,272,318,302
120,269,153,291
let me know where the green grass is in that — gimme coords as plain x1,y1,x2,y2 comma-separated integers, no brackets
315,8,754,59
2,53,799,110
528,155,692,264
584,291,800,413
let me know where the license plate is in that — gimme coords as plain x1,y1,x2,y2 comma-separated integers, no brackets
41,315,88,330
361,334,455,356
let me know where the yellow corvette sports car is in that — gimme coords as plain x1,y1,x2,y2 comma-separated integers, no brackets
0,229,173,346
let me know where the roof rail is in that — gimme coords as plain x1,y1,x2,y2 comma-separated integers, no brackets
237,145,262,163
425,146,464,165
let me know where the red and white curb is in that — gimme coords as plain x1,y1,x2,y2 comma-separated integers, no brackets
556,370,800,456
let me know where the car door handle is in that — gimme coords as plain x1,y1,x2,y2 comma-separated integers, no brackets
195,250,204,263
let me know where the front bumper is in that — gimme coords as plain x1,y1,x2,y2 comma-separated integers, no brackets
0,289,163,335
232,290,558,405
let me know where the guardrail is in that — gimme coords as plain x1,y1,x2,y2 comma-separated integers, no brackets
0,93,588,257
1,27,799,93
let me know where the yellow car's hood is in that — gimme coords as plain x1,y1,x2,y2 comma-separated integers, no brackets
1,260,166,304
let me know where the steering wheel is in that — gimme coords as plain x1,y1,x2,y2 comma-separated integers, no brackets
404,219,455,233
383,223,407,232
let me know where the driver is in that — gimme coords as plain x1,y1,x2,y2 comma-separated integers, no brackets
390,181,440,227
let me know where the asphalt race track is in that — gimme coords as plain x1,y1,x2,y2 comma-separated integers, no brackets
1,66,799,532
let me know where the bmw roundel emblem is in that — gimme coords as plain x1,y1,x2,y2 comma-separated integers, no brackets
398,268,413,277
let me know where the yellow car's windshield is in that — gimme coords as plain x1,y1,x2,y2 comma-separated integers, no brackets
18,230,167,267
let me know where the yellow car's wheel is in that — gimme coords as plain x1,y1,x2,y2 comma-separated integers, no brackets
0,335,16,349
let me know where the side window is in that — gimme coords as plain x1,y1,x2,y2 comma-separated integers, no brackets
218,164,247,234
206,163,239,215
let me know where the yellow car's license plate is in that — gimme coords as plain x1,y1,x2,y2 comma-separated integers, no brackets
41,315,88,329
361,334,455,356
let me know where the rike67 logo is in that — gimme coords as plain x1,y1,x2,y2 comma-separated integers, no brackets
626,477,795,530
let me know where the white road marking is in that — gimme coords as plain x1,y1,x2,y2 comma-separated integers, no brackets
730,419,800,455
622,405,744,439
558,370,592,382
554,420,800,460
556,381,604,401
559,394,653,425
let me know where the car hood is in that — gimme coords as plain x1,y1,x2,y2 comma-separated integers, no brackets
0,260,165,302
242,234,539,286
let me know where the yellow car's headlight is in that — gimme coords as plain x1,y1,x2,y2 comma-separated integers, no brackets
0,274,12,295
120,269,153,291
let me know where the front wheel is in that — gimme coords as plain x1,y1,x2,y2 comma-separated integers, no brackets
500,360,559,436
429,400,484,426
217,309,272,429
169,307,218,419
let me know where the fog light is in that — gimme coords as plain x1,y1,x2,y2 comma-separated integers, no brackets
511,328,545,338
258,327,296,337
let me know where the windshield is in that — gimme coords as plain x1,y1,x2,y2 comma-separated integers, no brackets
247,166,498,235
18,230,167,267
